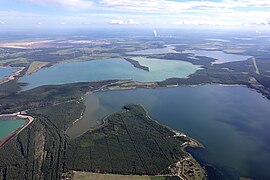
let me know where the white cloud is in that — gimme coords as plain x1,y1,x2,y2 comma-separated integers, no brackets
97,0,270,27
109,19,125,25
2,0,270,28
25,0,93,9
249,18,270,27
109,19,140,25
24,0,270,12
172,21,185,25
0,21,5,25
266,18,270,25
127,19,140,25
99,0,270,13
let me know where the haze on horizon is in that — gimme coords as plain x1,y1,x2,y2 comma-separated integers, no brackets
0,0,270,30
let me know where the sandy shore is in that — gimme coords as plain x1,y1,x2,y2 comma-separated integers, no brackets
0,66,25,84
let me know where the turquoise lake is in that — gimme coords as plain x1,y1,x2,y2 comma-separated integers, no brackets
0,119,25,141
19,58,201,90
183,49,251,64
0,67,19,79
67,85,270,180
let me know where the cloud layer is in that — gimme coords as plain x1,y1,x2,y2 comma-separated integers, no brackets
25,0,93,9
25,0,270,13
0,0,269,28
109,19,140,25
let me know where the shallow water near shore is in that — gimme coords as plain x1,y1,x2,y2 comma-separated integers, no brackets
67,85,270,179
0,67,19,79
0,119,26,141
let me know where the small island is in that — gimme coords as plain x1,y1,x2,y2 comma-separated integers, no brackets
124,58,150,71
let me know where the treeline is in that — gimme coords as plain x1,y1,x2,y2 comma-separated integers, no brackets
0,118,65,179
0,80,117,179
0,80,116,114
67,104,187,175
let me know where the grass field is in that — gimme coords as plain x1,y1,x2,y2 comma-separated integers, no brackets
25,61,49,75
72,172,153,180
71,171,178,180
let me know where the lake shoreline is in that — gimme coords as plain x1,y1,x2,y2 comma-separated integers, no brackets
67,80,265,137
0,66,25,85
66,81,270,179
140,104,206,178
68,104,206,179
0,112,34,148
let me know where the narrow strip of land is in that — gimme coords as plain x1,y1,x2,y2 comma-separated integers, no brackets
25,61,50,76
0,112,34,148
252,57,260,75
0,66,24,84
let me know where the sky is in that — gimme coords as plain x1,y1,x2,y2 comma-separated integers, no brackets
0,0,270,29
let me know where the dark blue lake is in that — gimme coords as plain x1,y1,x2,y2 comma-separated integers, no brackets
67,85,270,180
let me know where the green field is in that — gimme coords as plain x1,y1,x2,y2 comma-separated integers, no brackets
71,171,178,180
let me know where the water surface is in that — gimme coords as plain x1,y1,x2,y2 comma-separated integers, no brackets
183,49,251,64
67,85,270,179
0,67,19,79
0,119,25,141
19,58,200,90
126,45,177,55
